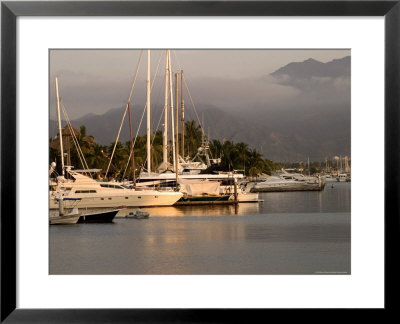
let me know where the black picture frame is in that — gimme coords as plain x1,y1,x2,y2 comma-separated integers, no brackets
1,1,398,322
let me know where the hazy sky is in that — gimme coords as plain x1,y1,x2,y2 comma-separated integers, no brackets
49,49,350,119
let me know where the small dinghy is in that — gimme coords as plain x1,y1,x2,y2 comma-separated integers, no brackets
50,198,81,225
126,208,150,219
50,208,81,225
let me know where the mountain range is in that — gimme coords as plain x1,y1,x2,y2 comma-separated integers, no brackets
50,56,351,162
271,56,351,80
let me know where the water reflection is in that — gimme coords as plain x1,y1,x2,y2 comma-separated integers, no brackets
50,211,350,274
113,182,350,217
259,182,350,214
50,182,351,274
115,202,260,218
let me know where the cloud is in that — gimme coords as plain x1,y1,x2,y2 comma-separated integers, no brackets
272,74,350,92
263,56,350,105
183,77,300,111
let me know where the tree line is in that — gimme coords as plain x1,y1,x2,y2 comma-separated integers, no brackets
49,121,280,179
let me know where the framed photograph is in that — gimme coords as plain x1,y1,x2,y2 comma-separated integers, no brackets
1,0,398,322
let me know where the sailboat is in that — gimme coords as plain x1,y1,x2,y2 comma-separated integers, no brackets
134,50,257,203
49,169,182,209
49,65,183,210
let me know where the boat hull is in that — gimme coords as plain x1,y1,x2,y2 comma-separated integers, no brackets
49,191,183,209
179,195,230,202
251,183,325,192
175,194,233,205
78,209,119,223
50,213,80,225
230,192,260,202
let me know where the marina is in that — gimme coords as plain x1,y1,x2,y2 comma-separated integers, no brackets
49,49,351,275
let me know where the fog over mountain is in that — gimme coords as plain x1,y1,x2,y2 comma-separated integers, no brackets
51,55,350,162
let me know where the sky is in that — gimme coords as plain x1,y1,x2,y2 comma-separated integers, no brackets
49,49,350,120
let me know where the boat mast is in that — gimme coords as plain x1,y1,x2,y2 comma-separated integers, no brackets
127,102,136,185
55,77,65,176
175,72,179,181
146,49,151,173
163,50,169,165
181,70,184,159
336,156,339,175
168,50,176,171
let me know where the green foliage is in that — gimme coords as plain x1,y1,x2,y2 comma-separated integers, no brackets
208,136,280,176
80,125,86,137
49,121,281,179
184,120,202,157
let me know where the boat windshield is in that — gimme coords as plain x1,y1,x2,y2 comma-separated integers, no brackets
100,184,124,189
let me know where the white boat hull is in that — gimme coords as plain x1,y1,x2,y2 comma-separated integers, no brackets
49,191,183,209
232,192,260,202
251,182,323,192
220,185,260,203
249,176,325,192
49,213,81,225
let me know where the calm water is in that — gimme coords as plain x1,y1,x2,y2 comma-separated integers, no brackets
50,182,350,274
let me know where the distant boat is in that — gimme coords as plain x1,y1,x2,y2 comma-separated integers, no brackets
280,169,320,183
336,174,348,182
250,176,325,192
126,208,150,219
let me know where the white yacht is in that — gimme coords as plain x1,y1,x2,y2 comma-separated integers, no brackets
136,170,243,186
250,176,325,192
49,170,182,209
50,75,182,210
280,169,320,183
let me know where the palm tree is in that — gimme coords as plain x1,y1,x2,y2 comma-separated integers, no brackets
90,143,108,170
150,143,163,171
248,166,260,178
263,159,280,175
247,149,265,175
105,141,129,176
184,120,202,157
209,139,223,159
234,142,249,172
49,121,281,178
220,140,237,171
